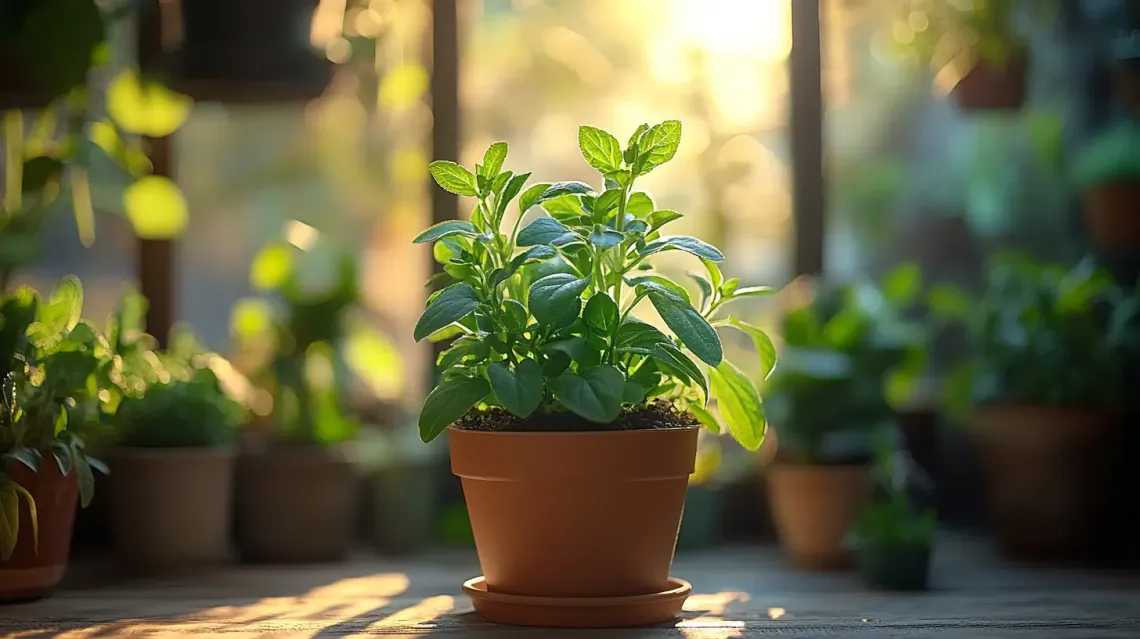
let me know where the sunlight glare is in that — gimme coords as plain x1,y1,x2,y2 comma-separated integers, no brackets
668,0,790,60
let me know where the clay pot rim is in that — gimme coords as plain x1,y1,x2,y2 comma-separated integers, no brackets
447,425,699,438
462,576,691,607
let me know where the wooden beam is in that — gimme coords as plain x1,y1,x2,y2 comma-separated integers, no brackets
789,0,825,277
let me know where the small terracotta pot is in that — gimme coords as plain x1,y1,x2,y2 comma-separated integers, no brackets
950,57,1029,112
970,405,1120,560
235,445,358,563
767,464,869,570
0,460,79,602
450,426,698,598
108,447,235,573
1084,182,1140,249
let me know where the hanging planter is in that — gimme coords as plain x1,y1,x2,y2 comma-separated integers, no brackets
949,56,1029,113
1073,122,1140,249
172,0,331,104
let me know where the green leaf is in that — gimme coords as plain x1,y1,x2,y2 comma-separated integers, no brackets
501,299,529,332
583,293,619,335
648,291,723,366
528,274,591,328
726,317,778,381
419,376,490,442
543,336,602,368
687,402,721,434
429,161,478,196
487,359,544,418
414,284,481,342
882,262,922,307
550,366,624,423
519,183,551,213
701,257,723,290
648,209,682,231
622,381,646,404
517,217,577,247
0,483,18,561
592,189,622,217
651,342,708,399
38,275,83,335
578,126,623,173
720,278,740,296
413,220,480,244
74,452,94,508
730,286,777,298
626,192,655,218
11,483,37,556
615,319,671,353
499,172,531,214
928,285,971,322
537,181,593,205
1,447,41,472
708,361,766,450
589,226,624,249
22,156,64,193
51,442,72,477
640,236,724,262
688,274,713,305
481,142,508,179
629,276,692,304
635,120,682,175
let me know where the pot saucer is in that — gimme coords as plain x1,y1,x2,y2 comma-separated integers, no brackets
461,576,691,628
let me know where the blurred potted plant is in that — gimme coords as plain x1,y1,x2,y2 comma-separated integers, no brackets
1073,121,1140,250
359,423,438,556
412,123,774,627
936,254,1140,559
847,437,936,591
0,277,109,601
886,0,1037,112
764,273,918,570
675,432,725,551
107,316,244,573
232,240,392,563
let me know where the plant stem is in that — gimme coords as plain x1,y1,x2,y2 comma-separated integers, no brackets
610,184,632,303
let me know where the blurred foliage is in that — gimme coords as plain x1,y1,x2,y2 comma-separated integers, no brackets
1072,120,1140,190
115,368,242,448
933,254,1140,421
765,264,927,464
846,433,936,549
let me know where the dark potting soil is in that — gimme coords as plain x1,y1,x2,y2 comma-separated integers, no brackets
455,401,698,433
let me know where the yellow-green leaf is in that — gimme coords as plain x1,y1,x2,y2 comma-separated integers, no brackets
107,69,193,138
123,176,189,239
249,243,294,291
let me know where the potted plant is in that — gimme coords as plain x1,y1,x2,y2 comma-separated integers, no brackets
675,432,725,551
937,254,1140,559
886,0,1035,112
412,122,774,628
232,245,373,563
359,424,439,556
1073,122,1140,250
107,321,244,573
763,274,917,570
0,277,109,601
847,438,936,591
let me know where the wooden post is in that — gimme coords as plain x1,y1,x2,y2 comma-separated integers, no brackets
789,0,825,277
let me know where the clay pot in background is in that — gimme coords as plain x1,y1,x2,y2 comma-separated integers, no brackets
767,464,870,570
108,447,235,573
675,485,724,551
0,461,79,602
950,57,1029,112
369,464,437,556
235,445,358,563
970,406,1122,560
450,426,697,599
1084,182,1140,249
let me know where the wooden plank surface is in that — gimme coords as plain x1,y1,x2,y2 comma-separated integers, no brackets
3,536,1139,638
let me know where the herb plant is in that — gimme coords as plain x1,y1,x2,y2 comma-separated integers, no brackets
413,121,776,448
115,368,243,449
881,0,1048,71
932,254,1140,420
1072,121,1140,191
0,276,110,560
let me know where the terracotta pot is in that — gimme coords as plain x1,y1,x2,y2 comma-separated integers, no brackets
950,57,1029,112
1084,182,1140,249
450,425,698,598
767,464,869,570
970,406,1122,560
108,447,235,573
235,445,358,563
0,460,79,602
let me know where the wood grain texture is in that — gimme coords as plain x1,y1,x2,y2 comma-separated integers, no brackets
2,536,1139,638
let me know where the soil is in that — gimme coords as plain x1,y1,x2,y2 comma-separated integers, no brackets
455,401,699,433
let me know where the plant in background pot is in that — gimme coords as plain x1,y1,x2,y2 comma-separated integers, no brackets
675,432,724,552
231,240,396,563
847,437,936,591
359,424,439,556
1072,121,1140,250
107,317,244,573
412,121,774,628
0,277,109,601
763,270,920,570
936,254,1140,560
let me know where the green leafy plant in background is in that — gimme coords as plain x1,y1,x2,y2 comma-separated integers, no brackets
763,264,927,464
931,254,1140,422
413,121,777,448
1,0,194,289
115,369,243,448
846,435,936,550
1072,121,1140,190
0,276,110,560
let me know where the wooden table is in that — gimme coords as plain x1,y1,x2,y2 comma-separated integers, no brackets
3,536,1139,637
